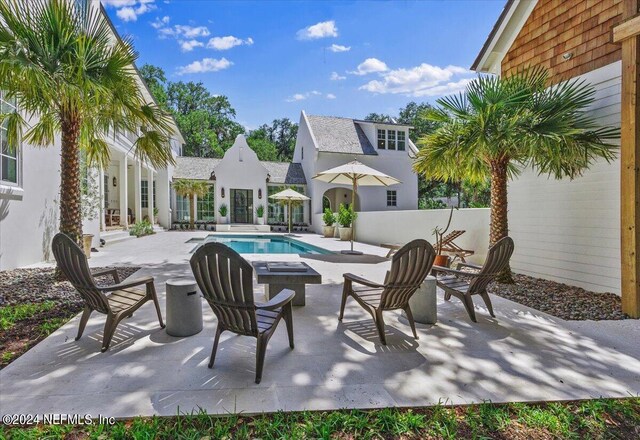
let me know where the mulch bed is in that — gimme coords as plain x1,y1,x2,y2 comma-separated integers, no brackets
488,273,630,321
0,266,139,369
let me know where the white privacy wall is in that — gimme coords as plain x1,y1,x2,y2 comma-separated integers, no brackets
314,208,490,262
507,61,622,294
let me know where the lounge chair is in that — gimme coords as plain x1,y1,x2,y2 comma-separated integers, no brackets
190,242,295,384
51,233,165,352
381,230,474,262
432,236,514,322
339,239,436,345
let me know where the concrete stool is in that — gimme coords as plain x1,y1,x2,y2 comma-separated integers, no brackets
407,275,437,324
165,278,203,337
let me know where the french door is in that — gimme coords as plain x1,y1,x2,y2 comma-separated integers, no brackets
230,189,253,224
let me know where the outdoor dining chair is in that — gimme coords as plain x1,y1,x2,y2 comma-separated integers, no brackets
51,233,165,352
432,236,515,322
339,239,436,345
190,242,295,384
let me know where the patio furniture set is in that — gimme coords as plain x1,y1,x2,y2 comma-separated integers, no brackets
51,232,514,383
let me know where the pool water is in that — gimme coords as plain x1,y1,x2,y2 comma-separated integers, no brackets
189,234,331,255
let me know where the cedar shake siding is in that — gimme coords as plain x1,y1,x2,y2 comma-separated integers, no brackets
501,0,625,83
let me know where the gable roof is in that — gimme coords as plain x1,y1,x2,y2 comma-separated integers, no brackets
306,115,377,156
173,156,306,184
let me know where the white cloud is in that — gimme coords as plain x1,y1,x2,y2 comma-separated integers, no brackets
359,63,473,97
207,36,254,50
177,58,232,75
103,0,156,22
179,39,204,52
328,44,350,52
285,90,322,102
297,20,338,40
330,72,346,81
349,58,388,75
150,15,170,29
326,93,336,99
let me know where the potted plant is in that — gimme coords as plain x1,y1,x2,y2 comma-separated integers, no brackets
337,203,356,241
322,208,336,238
256,204,265,225
218,203,228,224
433,207,454,267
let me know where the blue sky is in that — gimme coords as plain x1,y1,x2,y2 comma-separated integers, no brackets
101,0,505,129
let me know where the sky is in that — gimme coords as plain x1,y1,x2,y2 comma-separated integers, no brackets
101,0,506,130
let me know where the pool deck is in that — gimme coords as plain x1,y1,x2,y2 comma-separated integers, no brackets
1,231,638,418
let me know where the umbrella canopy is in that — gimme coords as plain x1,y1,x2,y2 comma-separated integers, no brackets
312,160,400,254
269,188,310,235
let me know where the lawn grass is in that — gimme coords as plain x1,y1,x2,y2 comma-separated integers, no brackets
0,302,56,331
2,398,638,439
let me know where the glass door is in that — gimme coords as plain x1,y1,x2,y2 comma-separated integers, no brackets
230,189,253,223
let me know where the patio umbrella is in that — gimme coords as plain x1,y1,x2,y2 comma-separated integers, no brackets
269,188,310,235
313,159,401,254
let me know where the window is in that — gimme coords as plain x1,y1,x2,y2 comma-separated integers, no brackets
377,129,386,149
397,131,406,151
268,185,285,223
387,190,397,207
301,147,304,160
387,130,396,150
1,91,18,184
104,175,109,209
290,185,305,224
197,184,215,221
176,194,190,221
141,180,149,208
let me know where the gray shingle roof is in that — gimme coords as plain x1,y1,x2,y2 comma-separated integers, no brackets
306,115,377,155
173,156,306,185
173,157,221,180
263,162,307,185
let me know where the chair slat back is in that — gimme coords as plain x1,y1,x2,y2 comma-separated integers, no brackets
468,237,515,293
190,242,258,336
380,239,436,310
51,233,110,313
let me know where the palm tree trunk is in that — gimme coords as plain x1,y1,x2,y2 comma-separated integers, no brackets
59,114,83,245
490,159,514,283
189,194,195,229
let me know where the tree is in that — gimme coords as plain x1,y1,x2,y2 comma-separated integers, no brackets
173,179,209,229
0,0,174,244
247,129,279,161
364,113,393,123
397,102,438,142
414,67,619,282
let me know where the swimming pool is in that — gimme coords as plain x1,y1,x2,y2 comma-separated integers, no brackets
189,234,332,255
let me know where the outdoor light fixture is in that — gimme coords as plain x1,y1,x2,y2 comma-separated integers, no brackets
258,188,262,199
221,187,225,198
562,52,573,60
112,177,117,187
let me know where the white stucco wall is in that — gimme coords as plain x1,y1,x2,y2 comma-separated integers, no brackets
314,208,491,262
507,61,622,294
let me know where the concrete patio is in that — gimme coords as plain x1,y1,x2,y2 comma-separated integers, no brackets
1,231,638,418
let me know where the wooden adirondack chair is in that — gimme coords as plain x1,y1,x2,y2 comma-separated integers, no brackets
339,239,436,345
51,233,165,352
432,237,515,322
190,242,295,384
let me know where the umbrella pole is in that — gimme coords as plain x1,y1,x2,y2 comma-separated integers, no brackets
351,179,356,252
288,199,292,234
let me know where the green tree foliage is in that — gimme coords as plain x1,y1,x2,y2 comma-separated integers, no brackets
249,119,298,161
246,129,279,161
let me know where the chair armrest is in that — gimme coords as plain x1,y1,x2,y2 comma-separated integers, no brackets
98,276,154,292
432,265,479,278
257,289,295,311
456,262,482,271
380,243,401,250
343,273,384,288
91,268,120,284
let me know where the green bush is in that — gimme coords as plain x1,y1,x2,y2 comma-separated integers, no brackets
337,203,356,228
218,203,228,217
322,208,336,226
129,220,154,237
256,204,265,218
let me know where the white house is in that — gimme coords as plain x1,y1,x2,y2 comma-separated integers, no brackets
0,1,185,270
170,112,419,232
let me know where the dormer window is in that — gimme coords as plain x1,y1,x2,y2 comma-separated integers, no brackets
398,131,406,151
377,129,386,149
387,130,396,150
376,128,407,151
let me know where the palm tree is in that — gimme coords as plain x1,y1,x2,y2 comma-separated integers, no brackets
414,68,619,282
173,179,209,229
0,0,175,244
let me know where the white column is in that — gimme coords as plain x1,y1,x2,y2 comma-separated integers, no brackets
148,168,155,225
133,161,142,224
119,155,128,228
99,166,106,231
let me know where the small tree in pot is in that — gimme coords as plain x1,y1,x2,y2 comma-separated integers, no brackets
218,203,228,224
256,204,265,225
337,203,356,241
322,208,336,238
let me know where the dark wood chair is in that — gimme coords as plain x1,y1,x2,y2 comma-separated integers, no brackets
339,239,436,345
190,242,295,384
439,230,475,263
51,233,165,352
432,237,515,322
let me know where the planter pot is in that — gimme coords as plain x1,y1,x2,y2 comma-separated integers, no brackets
434,254,450,268
323,225,335,238
338,227,352,241
257,217,265,226
219,216,228,224
82,234,94,259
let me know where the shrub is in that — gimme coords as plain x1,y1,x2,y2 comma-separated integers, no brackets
323,208,336,226
337,204,356,228
218,203,228,217
129,220,154,237
256,204,265,218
